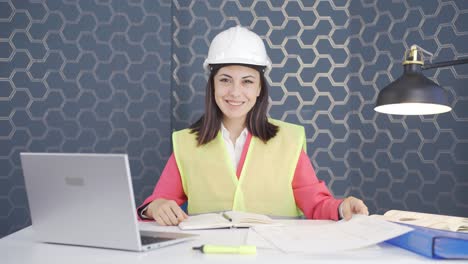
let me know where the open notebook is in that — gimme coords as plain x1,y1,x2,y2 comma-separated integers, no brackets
383,210,468,232
178,211,279,230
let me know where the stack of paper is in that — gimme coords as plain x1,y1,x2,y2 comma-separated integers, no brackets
248,215,412,254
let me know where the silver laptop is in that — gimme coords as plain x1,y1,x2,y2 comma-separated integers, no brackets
20,152,197,251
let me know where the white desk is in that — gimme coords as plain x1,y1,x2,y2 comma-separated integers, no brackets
1,221,459,263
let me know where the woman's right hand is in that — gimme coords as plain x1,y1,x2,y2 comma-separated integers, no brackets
145,199,188,226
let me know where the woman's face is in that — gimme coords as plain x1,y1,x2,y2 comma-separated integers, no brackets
213,65,261,122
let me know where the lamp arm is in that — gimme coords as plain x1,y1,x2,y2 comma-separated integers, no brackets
422,58,468,70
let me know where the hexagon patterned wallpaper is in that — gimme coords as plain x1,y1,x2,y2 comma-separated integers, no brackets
1,0,467,238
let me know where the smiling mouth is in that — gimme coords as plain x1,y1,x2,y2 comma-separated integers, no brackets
226,100,245,106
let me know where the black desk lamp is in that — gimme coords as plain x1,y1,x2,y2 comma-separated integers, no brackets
374,45,468,115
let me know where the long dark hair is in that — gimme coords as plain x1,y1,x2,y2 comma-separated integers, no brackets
190,64,278,146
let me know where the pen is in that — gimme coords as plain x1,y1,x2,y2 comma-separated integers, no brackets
192,244,257,254
222,212,232,222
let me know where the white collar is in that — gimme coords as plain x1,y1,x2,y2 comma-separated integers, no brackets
220,123,248,140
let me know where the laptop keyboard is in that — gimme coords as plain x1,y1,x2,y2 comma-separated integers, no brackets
140,235,174,245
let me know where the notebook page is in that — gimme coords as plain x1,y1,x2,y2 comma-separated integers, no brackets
178,213,231,230
224,211,275,224
384,210,468,232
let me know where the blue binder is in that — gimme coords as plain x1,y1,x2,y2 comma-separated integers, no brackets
386,223,468,259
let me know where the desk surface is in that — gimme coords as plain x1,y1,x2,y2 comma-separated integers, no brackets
1,221,460,264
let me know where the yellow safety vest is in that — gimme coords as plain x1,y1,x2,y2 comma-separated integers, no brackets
172,119,306,217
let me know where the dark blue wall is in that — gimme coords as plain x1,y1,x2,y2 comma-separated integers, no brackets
1,0,467,237
0,0,172,236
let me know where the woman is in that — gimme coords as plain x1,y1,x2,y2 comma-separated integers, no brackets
138,26,368,226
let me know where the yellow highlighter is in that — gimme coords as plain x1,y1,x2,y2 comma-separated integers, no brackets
192,244,257,254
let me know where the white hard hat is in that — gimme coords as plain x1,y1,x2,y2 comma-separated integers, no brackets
203,25,272,71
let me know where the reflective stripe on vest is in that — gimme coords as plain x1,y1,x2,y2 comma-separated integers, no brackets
173,119,306,217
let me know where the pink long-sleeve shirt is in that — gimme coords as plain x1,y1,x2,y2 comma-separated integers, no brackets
139,133,342,220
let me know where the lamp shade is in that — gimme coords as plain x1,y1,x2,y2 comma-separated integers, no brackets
374,64,451,115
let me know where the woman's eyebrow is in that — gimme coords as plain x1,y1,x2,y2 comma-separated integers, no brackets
217,73,256,79
218,73,232,78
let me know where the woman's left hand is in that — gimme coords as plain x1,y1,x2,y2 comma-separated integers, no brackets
340,196,369,220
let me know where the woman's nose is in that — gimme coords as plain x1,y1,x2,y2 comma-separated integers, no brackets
229,81,242,96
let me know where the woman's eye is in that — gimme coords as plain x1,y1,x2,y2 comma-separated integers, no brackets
219,78,230,83
244,80,254,84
